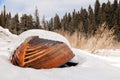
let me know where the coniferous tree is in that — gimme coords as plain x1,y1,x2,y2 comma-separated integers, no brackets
112,0,118,26
42,16,49,30
42,16,46,29
5,13,11,31
61,13,67,31
11,14,19,34
66,13,72,32
105,0,112,28
0,12,4,27
3,5,6,28
20,14,28,31
94,0,100,25
101,3,106,23
81,9,88,35
54,14,61,29
88,5,95,35
27,15,34,29
118,1,120,26
114,1,120,41
48,18,54,31
69,9,79,34
34,7,40,29
0,14,1,26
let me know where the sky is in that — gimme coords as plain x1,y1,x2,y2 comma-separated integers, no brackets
0,0,114,20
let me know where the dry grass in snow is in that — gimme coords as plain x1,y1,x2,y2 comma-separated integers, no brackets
55,24,120,53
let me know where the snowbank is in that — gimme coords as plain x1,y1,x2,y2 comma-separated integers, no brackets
0,26,120,80
0,26,18,42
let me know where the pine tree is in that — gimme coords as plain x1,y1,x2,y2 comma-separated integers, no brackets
42,16,46,29
34,7,40,29
69,9,79,34
0,12,4,27
0,14,1,26
118,1,120,26
77,8,84,33
11,13,19,34
113,0,118,11
88,5,95,35
5,13,11,30
27,15,34,29
101,3,106,23
105,0,112,28
54,14,61,29
112,0,118,26
20,14,28,31
3,5,6,27
115,0,120,41
42,16,49,30
61,13,67,31
0,5,6,27
48,18,54,31
82,9,88,34
66,13,71,31
94,0,100,25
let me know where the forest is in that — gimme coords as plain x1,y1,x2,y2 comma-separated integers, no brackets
0,0,120,42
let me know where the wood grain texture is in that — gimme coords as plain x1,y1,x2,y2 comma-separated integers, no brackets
11,36,74,69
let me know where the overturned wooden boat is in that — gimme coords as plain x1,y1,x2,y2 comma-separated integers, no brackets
11,36,74,69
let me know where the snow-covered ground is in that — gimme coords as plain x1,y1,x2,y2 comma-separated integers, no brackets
0,26,120,80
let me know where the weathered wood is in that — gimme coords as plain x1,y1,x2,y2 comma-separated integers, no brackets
11,36,74,69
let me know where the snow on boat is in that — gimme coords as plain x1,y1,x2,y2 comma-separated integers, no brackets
11,36,74,69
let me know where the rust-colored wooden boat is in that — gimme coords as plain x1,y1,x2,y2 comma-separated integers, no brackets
11,36,74,69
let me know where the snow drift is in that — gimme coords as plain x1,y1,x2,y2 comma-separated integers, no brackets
0,26,120,80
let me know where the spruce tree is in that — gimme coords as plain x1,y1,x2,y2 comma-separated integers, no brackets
101,3,106,23
66,13,71,31
62,13,67,31
3,5,6,28
118,1,120,26
5,13,11,31
34,7,40,29
112,0,118,26
20,14,28,31
27,15,34,29
105,0,112,28
11,14,19,34
54,14,61,29
88,5,95,35
48,18,54,31
94,0,100,25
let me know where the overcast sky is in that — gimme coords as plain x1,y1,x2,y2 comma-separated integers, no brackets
0,0,114,20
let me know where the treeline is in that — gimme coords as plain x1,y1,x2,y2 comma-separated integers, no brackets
0,0,120,41
0,6,42,34
51,0,120,40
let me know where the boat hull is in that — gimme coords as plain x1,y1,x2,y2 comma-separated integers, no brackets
11,36,74,69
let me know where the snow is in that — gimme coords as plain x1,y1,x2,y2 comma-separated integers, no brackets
0,26,120,80
19,29,71,47
94,49,120,67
